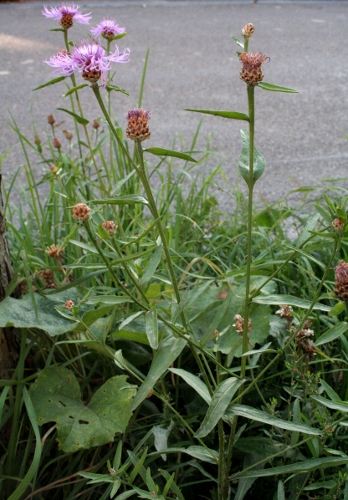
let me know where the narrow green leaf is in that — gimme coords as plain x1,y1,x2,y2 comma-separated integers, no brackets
160,445,218,464
200,292,233,347
64,84,88,96
238,129,265,186
311,395,348,413
252,294,331,311
185,109,249,122
86,296,133,305
92,195,148,205
320,379,342,401
8,388,42,500
115,491,137,500
33,76,66,90
144,147,197,163
230,34,244,48
226,404,321,435
195,378,244,438
56,107,89,125
131,336,187,411
237,456,348,478
257,82,299,93
169,368,211,404
105,84,129,96
329,301,346,317
315,322,348,346
295,213,320,247
140,245,163,287
145,310,159,350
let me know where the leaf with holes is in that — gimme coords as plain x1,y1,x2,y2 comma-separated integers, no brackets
29,366,136,453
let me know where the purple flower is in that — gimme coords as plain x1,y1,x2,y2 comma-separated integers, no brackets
91,19,126,40
42,3,91,29
44,41,130,87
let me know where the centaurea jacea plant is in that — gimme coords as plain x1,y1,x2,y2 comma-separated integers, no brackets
91,19,126,41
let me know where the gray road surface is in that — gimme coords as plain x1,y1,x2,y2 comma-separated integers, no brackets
1,0,348,211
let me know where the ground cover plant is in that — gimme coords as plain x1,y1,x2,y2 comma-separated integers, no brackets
2,3,348,500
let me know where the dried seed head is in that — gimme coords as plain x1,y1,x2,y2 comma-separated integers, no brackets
37,269,57,289
102,220,117,234
46,244,65,259
335,260,348,284
126,108,151,142
239,52,268,84
241,23,255,38
233,314,252,334
47,114,56,125
53,137,62,150
276,304,293,327
92,119,100,129
72,203,91,221
332,218,345,232
63,130,73,140
65,299,75,310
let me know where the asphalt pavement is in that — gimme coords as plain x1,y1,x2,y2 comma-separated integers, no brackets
1,0,348,212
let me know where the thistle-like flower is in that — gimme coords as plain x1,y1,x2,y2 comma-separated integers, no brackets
102,221,117,235
239,52,268,85
45,41,130,87
65,300,75,310
46,244,65,259
125,109,151,142
72,203,91,221
334,260,348,301
91,19,126,40
42,3,91,29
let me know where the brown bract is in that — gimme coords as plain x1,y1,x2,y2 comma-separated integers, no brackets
239,52,268,84
72,203,91,221
126,108,151,142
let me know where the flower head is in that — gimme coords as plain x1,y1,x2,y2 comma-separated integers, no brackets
125,109,151,142
91,19,126,40
72,203,90,221
239,52,268,84
42,3,91,29
241,23,255,38
102,221,117,235
45,41,130,87
335,260,348,284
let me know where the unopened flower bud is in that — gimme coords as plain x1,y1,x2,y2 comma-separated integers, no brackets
62,130,73,141
239,52,268,85
53,137,62,150
92,119,100,129
126,108,151,142
102,220,117,234
72,203,91,221
241,23,255,38
65,300,75,310
50,165,58,174
332,218,345,233
47,114,55,125
334,260,348,301
34,135,41,145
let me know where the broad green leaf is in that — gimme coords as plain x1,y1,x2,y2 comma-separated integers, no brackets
195,378,244,438
56,107,89,125
185,109,249,122
0,291,83,336
257,82,299,93
311,395,348,413
140,245,163,287
329,301,346,317
115,492,137,500
143,147,197,163
152,420,174,460
105,84,129,96
169,368,211,404
277,480,286,500
131,336,187,411
237,456,348,478
315,322,348,346
145,310,159,350
33,76,66,90
295,213,320,247
92,195,148,205
226,405,321,435
238,129,265,187
252,294,331,311
64,84,88,96
30,366,136,453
